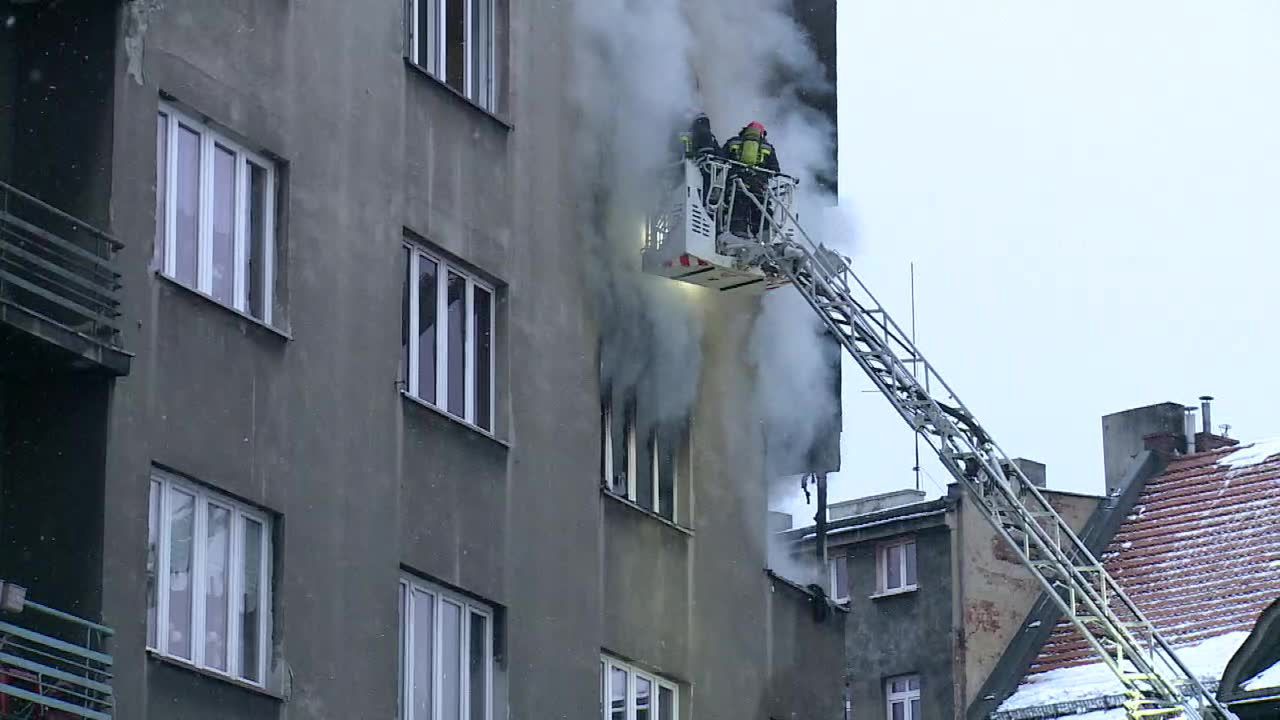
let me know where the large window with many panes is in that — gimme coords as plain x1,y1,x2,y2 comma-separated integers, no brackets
601,392,684,523
403,244,496,432
408,0,497,110
146,469,272,686
885,674,920,720
399,575,494,720
601,656,678,720
156,103,278,326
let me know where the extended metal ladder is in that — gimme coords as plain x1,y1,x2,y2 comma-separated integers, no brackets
723,177,1231,720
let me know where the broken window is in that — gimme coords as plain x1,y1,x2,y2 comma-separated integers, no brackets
877,537,918,594
403,242,497,432
885,674,920,720
156,103,279,326
601,656,679,720
408,0,498,111
146,468,273,685
600,389,685,523
399,575,494,720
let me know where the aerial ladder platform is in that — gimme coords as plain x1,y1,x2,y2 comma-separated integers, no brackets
642,156,1232,720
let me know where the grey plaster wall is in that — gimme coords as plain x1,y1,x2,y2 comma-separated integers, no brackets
839,520,956,720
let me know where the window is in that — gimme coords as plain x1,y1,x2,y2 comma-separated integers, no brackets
829,554,849,602
146,469,272,686
403,245,496,432
408,0,497,110
399,576,494,720
600,392,683,523
877,537,918,594
885,675,920,720
156,103,278,325
600,656,678,720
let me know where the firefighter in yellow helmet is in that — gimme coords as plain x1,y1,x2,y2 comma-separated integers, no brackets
722,121,781,239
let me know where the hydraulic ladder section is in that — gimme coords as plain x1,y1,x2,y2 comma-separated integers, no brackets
723,178,1231,720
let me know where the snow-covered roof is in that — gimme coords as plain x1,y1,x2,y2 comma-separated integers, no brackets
995,438,1280,717
1244,659,1280,692
1219,436,1280,470
999,631,1248,713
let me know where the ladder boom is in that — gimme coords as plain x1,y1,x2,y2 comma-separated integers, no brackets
720,172,1229,720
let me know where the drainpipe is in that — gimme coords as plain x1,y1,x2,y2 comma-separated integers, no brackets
815,473,828,571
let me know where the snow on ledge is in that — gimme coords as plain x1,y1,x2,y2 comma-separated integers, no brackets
1219,437,1280,470
998,632,1250,712
1245,659,1280,692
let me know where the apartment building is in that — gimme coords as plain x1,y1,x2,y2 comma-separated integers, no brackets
783,472,1101,720
0,1,843,718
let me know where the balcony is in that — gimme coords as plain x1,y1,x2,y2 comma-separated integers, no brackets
0,582,113,719
0,181,129,376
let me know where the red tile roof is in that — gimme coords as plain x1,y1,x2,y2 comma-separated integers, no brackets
1028,443,1280,675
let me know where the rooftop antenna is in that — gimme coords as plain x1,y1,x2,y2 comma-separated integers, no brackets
910,262,921,492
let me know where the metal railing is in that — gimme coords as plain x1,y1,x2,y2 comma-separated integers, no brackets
0,180,123,347
0,586,114,719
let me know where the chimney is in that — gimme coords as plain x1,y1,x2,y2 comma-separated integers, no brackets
1102,403,1185,494
1012,458,1046,488
1191,395,1239,452
768,511,794,533
1184,407,1198,455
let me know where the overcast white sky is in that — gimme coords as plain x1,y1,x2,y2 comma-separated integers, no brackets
779,1,1280,524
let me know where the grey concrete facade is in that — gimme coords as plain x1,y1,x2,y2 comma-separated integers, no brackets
1,1,845,719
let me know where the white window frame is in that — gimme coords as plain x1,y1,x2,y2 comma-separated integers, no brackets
601,655,679,720
398,575,495,720
829,553,849,603
600,399,679,522
146,469,272,687
876,537,918,594
404,244,497,431
407,0,497,109
885,674,920,720
157,102,277,325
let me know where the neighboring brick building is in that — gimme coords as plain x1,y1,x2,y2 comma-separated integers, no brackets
983,406,1280,720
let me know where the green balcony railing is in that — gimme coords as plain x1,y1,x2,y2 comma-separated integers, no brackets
0,180,124,353
0,583,113,719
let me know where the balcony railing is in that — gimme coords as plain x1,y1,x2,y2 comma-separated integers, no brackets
0,583,114,719
0,180,126,372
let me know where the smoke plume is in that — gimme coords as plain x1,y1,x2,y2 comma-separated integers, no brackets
570,1,849,561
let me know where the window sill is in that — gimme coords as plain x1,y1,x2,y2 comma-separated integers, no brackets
404,58,513,131
155,272,291,341
601,486,693,536
400,390,511,449
870,586,919,600
146,649,285,702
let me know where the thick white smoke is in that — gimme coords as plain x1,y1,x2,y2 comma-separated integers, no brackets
570,0,849,543
570,0,703,423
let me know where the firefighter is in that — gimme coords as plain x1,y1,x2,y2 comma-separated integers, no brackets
722,121,780,239
677,111,720,159
723,121,780,172
675,111,720,209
